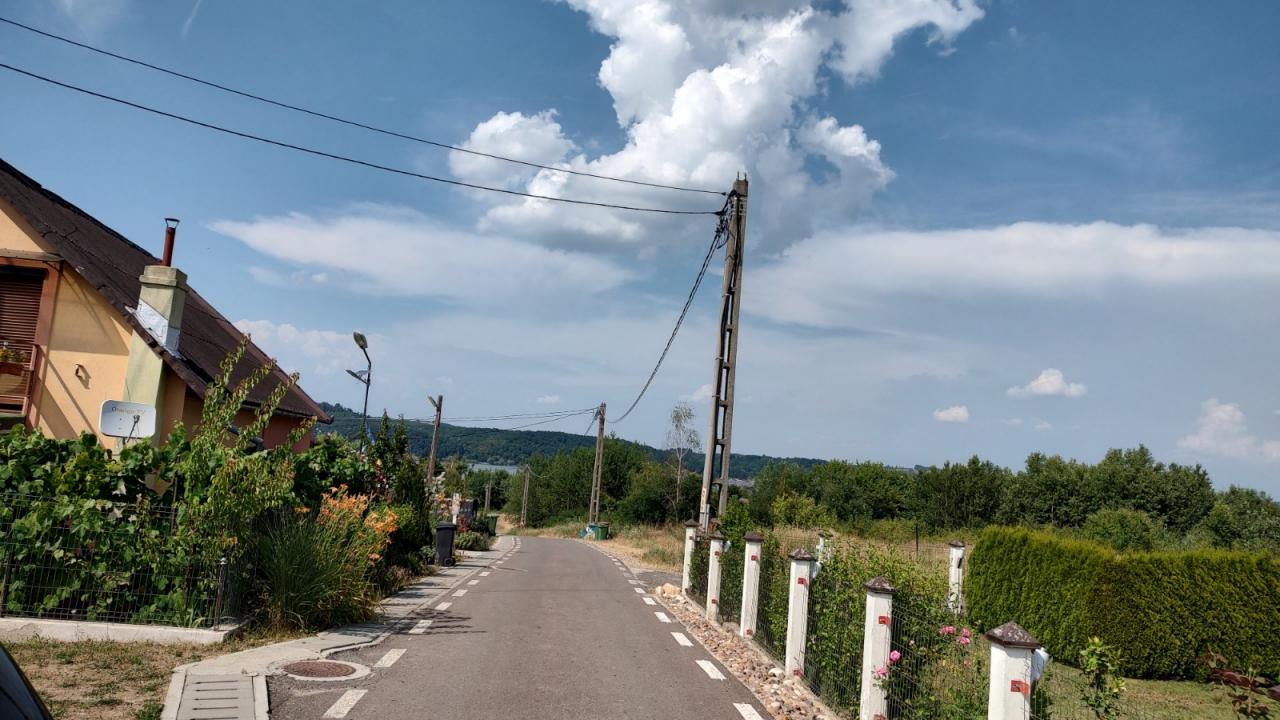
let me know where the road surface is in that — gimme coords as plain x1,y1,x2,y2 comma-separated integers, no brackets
269,536,768,719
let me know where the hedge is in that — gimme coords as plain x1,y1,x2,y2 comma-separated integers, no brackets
966,526,1280,679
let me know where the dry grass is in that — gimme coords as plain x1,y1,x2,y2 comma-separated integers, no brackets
511,519,686,573
5,629,303,720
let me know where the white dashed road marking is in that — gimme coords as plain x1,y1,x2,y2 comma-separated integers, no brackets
468,580,480,585
654,612,671,623
436,602,452,611
454,589,468,597
374,649,405,668
323,689,367,718
696,660,725,680
642,597,657,605
735,703,765,719
672,632,693,647
480,571,491,576
409,619,432,634
633,587,645,594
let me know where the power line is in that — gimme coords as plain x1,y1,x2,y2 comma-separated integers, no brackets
443,407,597,422
0,16,725,197
0,62,723,216
508,410,597,431
610,195,733,424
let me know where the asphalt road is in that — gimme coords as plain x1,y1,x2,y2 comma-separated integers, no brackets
269,536,767,719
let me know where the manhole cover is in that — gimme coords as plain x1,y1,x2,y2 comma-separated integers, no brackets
282,661,356,678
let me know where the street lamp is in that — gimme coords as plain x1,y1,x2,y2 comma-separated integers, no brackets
347,331,371,450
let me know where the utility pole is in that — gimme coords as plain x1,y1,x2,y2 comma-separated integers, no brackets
426,395,443,484
520,466,532,527
484,480,492,515
588,402,606,524
700,177,748,529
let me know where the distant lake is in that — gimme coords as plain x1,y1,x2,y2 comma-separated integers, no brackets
470,462,520,474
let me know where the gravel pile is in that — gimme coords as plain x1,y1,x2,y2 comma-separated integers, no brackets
655,584,842,720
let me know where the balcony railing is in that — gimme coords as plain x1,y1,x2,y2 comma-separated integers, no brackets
0,342,38,420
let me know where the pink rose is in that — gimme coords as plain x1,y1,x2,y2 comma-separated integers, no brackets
889,650,901,663
875,666,888,679
961,627,972,638
940,625,956,636
959,636,971,646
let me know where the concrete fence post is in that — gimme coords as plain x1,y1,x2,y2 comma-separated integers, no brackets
948,540,966,614
784,548,816,676
706,531,725,621
740,531,764,639
681,520,699,595
858,576,896,720
985,622,1042,720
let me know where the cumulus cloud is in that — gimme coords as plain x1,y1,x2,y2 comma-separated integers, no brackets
450,0,981,250
212,206,632,303
1008,369,1087,398
1178,398,1280,462
233,320,362,377
449,111,576,190
751,222,1280,328
933,405,969,423
1033,418,1053,431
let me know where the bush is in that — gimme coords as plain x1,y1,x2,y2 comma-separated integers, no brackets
967,526,1280,679
1082,508,1167,551
770,492,835,529
454,531,491,551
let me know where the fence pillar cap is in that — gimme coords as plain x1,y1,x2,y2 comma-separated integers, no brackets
949,540,966,549
709,530,726,541
985,622,1042,650
863,576,897,594
788,548,815,562
743,531,765,543
684,519,701,528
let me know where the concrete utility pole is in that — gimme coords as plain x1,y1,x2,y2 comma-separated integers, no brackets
588,402,606,524
426,395,443,483
700,177,748,529
520,467,532,527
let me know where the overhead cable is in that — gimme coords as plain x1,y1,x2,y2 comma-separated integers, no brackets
0,16,724,196
0,62,723,216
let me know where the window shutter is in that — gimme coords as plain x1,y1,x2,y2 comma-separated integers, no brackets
0,268,45,348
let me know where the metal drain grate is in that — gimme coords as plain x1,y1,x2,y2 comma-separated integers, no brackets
282,660,356,678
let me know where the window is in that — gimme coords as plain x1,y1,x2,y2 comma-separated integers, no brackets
0,266,45,418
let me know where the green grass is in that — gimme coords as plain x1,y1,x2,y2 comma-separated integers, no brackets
1039,662,1277,719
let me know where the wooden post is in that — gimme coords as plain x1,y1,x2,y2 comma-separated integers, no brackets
426,395,443,484
700,177,748,527
784,548,815,676
859,577,896,720
740,531,763,639
706,531,725,622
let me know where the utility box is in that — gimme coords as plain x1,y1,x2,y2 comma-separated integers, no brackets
435,522,458,567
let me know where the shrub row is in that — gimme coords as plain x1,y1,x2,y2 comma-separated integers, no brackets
966,526,1280,679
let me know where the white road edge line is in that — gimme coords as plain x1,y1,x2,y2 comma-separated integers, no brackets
642,597,657,605
437,602,452,611
672,632,693,647
696,660,726,680
654,611,671,623
323,689,368,718
409,619,432,634
734,703,765,719
374,648,406,668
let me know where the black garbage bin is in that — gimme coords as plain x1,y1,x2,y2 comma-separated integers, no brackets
435,522,458,567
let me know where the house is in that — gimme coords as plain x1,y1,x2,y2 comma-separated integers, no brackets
0,158,330,447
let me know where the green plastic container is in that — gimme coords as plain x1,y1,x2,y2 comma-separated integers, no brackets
484,514,499,536
593,522,610,541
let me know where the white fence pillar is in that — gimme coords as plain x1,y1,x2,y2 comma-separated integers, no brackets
681,520,698,595
784,548,816,676
858,576,896,720
986,622,1041,720
740,531,763,639
706,531,725,621
948,540,966,614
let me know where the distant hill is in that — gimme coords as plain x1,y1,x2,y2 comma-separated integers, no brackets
317,402,827,479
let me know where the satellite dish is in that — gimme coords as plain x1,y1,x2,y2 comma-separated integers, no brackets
100,400,156,440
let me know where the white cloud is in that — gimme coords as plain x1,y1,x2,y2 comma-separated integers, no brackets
1033,418,1053,431
247,266,329,288
1008,369,1087,398
233,320,362,377
751,222,1280,329
933,405,969,423
1178,398,1280,463
689,383,714,402
536,394,562,405
212,206,632,303
453,0,980,250
1001,417,1023,426
54,0,130,35
449,111,576,190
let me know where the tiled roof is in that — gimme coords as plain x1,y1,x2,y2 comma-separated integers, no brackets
0,158,331,423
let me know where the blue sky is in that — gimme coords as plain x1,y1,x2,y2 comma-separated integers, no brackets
3,0,1280,493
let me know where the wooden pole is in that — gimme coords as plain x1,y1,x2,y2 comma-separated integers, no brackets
426,395,443,483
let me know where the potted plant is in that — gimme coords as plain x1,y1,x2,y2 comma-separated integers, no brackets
0,345,28,376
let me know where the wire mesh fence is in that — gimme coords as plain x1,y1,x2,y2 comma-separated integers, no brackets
719,539,744,624
881,592,988,720
688,534,710,607
754,532,790,658
802,563,864,714
0,492,228,627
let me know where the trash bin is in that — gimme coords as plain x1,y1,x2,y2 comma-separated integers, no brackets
435,522,458,567
484,514,499,536
593,522,610,541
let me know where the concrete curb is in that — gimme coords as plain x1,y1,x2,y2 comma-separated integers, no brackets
163,535,513,720
0,616,243,645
